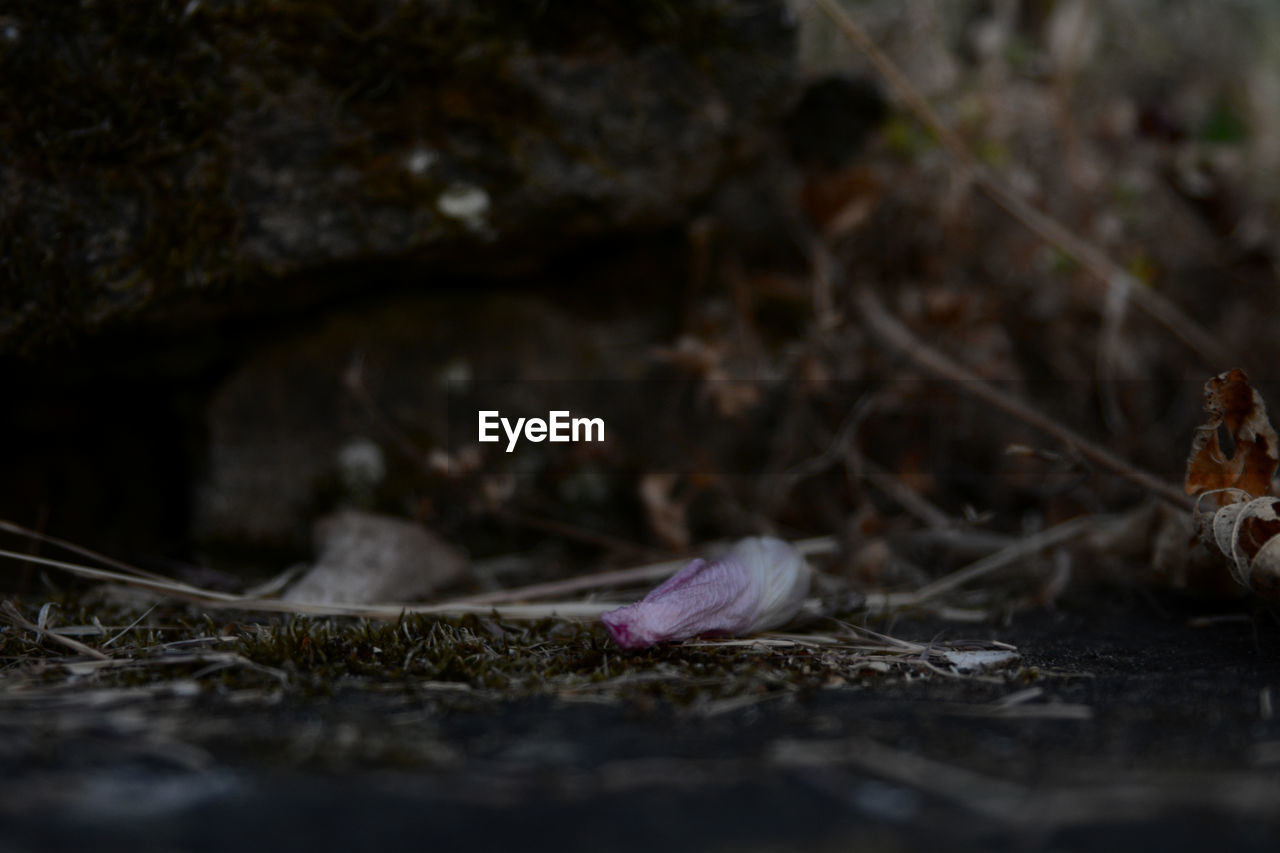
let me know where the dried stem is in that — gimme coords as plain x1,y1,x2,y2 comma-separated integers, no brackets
0,537,838,622
0,600,110,660
452,536,838,605
855,453,954,529
857,288,1194,510
0,519,174,583
455,559,689,606
812,0,1230,369
905,515,1096,604
0,548,615,620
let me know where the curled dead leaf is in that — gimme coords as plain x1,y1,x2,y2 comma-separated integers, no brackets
1184,368,1278,505
1182,371,1280,600
1193,491,1280,601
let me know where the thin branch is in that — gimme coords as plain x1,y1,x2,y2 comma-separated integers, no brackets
905,515,1096,605
855,453,954,529
857,287,1194,510
812,0,1230,369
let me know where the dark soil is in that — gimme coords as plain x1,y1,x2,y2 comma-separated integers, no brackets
4,587,1280,853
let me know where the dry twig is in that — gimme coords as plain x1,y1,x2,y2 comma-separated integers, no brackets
812,0,1230,369
0,549,615,620
904,515,1096,604
857,287,1194,510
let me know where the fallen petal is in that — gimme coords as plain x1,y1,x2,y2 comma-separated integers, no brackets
601,536,811,649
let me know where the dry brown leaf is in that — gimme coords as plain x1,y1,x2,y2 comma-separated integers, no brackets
651,336,761,418
795,165,883,236
1184,368,1279,505
1182,371,1280,600
638,473,692,552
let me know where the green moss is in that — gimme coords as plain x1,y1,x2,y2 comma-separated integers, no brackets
883,113,937,161
1125,250,1157,286
229,612,854,708
975,138,1010,170
1,587,1017,738
1044,246,1078,275
1200,96,1249,144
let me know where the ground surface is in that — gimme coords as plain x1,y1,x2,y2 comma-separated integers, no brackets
4,587,1280,853
5,5,1280,852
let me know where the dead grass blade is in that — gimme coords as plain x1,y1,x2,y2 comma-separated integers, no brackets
1,521,1053,628
0,519,175,583
0,547,620,621
101,604,158,649
0,600,109,660
903,515,1096,605
452,559,689,606
447,536,837,606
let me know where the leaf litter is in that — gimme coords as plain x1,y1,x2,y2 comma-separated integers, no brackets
1185,369,1280,599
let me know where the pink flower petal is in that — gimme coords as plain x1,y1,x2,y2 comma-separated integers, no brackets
601,537,810,649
